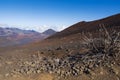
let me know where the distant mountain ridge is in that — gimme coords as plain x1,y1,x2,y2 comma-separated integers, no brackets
42,29,56,36
0,27,56,47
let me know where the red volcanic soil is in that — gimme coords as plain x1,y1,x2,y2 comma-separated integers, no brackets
48,13,120,39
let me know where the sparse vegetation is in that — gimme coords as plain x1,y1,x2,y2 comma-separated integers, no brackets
0,14,120,80
5,25,119,80
83,25,120,57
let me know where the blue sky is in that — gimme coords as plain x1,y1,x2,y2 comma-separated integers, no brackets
0,0,120,32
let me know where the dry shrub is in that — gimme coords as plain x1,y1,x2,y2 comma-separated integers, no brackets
82,24,120,58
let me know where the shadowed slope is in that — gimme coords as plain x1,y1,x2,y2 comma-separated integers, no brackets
48,13,120,39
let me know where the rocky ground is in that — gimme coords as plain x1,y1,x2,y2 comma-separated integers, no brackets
0,29,119,80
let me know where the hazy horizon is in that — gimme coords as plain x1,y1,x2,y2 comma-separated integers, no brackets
0,0,120,32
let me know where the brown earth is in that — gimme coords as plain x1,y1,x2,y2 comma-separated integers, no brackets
0,13,120,80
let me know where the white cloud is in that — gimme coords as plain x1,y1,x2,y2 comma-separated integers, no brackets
35,25,67,32
53,25,67,31
0,23,68,33
0,24,9,27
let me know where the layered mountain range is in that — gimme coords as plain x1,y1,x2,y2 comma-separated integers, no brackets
0,27,56,47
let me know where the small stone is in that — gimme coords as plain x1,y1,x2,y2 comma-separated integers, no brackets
5,73,9,77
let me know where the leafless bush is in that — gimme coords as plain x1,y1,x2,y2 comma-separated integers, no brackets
82,24,120,58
